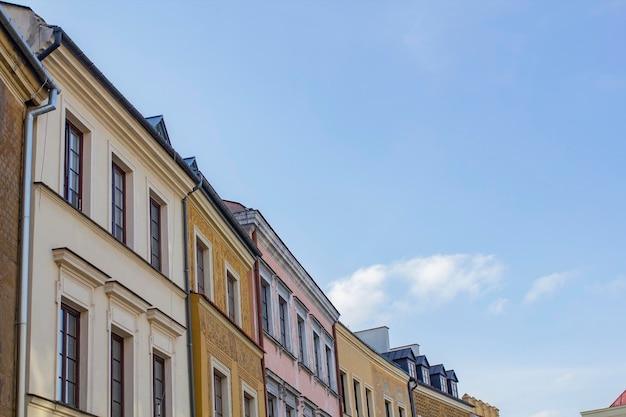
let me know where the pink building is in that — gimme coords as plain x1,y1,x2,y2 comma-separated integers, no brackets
225,201,340,417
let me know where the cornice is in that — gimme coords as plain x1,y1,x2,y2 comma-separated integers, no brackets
233,210,339,323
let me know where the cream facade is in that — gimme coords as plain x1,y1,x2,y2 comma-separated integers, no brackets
226,201,341,417
4,4,195,416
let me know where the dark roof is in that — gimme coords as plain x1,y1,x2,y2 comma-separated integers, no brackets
415,355,430,368
429,364,447,376
446,370,458,382
382,348,416,362
145,115,170,145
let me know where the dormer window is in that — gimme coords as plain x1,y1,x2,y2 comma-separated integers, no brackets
422,367,430,385
449,381,458,397
409,362,416,379
440,376,447,393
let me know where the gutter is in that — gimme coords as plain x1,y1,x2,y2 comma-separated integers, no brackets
0,6,60,417
182,176,203,417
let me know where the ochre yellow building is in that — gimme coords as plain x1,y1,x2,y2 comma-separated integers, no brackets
186,185,265,417
336,322,411,417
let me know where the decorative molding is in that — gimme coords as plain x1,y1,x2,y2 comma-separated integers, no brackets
52,247,109,288
104,280,150,315
147,307,186,338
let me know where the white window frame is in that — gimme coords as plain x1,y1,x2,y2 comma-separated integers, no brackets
194,228,213,300
147,186,170,275
364,385,375,417
109,148,135,247
353,376,363,417
211,358,232,417
276,280,292,351
241,382,258,417
62,107,94,216
225,262,242,325
259,265,274,336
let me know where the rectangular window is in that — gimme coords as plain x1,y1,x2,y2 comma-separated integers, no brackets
450,381,458,397
196,239,206,295
149,198,162,271
227,273,236,321
325,345,333,384
422,368,430,385
278,297,287,346
313,332,321,376
243,392,256,417
58,303,80,407
64,121,83,210
267,395,276,417
261,282,270,332
398,407,405,417
440,376,447,393
297,316,305,361
153,354,166,417
214,373,224,417
340,371,348,413
353,379,362,417
365,387,373,417
385,400,392,417
112,162,126,243
285,405,293,417
111,333,124,417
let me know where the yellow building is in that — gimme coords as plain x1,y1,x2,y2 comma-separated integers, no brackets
185,173,266,417
462,395,499,417
336,322,411,417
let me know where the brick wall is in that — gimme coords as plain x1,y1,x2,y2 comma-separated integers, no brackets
414,391,472,417
0,76,25,417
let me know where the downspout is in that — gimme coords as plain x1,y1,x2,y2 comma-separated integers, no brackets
0,6,61,417
37,26,62,61
251,227,270,417
182,176,202,417
408,377,418,417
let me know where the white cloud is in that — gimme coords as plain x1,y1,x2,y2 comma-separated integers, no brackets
590,276,626,295
488,298,508,315
328,254,504,327
524,272,571,304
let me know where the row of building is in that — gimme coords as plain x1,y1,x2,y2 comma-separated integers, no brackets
0,3,498,417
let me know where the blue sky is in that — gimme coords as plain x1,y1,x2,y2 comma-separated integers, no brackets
22,1,626,416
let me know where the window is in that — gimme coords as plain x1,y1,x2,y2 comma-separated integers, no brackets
340,371,348,413
267,394,276,417
313,332,321,376
58,303,80,407
422,367,430,385
278,297,287,346
285,405,294,417
398,406,405,417
226,272,239,322
261,281,270,332
353,379,362,417
149,198,162,271
242,388,257,417
112,162,126,243
111,333,124,417
325,345,333,385
384,400,392,417
196,237,213,296
214,372,224,417
439,376,447,393
297,316,306,362
153,354,166,417
365,387,373,417
64,121,83,210
244,395,252,417
212,360,231,417
449,381,458,397
408,362,416,379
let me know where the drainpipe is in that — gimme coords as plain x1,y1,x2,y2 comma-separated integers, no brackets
0,6,61,417
251,227,270,417
182,176,202,417
408,377,418,417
